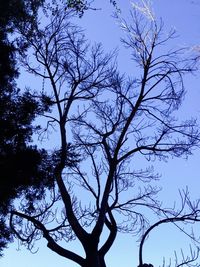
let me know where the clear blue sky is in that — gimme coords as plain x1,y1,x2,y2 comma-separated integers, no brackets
1,1,200,267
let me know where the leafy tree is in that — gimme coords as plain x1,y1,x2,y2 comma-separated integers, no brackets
3,2,200,267
0,0,46,254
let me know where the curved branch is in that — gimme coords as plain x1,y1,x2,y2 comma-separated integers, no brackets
139,212,200,266
10,211,85,266
99,209,117,256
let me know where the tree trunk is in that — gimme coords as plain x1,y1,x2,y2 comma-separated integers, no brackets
83,255,106,267
83,242,106,267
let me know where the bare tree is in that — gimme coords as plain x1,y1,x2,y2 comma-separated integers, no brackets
9,2,200,267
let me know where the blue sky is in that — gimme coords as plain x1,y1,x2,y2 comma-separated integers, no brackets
1,1,200,267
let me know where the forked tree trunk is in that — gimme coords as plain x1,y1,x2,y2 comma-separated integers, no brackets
83,243,106,267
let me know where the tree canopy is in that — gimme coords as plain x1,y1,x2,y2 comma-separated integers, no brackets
66,0,120,16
